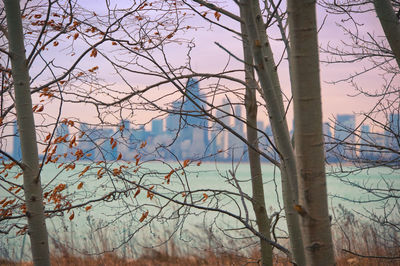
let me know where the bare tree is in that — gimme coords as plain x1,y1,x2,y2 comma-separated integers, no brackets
3,1,50,265
320,0,400,260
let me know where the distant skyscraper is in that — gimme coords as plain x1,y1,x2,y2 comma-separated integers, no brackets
12,122,21,161
323,122,332,138
180,78,209,158
215,99,230,159
334,114,356,159
166,100,182,133
98,128,118,161
151,119,163,136
56,123,70,158
78,123,97,159
387,113,399,153
229,105,245,159
335,114,355,142
181,78,204,143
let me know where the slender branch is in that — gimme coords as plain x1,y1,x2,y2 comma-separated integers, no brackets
0,149,26,169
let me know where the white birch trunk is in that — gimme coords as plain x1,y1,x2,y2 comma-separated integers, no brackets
4,1,51,265
288,0,335,265
240,1,305,265
241,22,273,266
373,0,400,69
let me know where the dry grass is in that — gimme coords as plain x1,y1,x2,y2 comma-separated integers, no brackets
2,216,399,265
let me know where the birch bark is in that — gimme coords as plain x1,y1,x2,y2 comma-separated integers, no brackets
288,0,335,265
241,21,273,266
240,1,305,265
4,1,51,265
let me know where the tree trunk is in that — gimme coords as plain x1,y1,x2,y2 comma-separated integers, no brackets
241,21,273,266
373,0,400,69
240,1,305,265
4,1,51,265
288,0,335,265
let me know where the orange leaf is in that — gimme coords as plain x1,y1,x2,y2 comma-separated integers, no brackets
79,165,90,177
90,48,98,57
69,212,75,220
69,135,76,148
214,11,221,21
77,182,84,189
202,193,208,202
197,161,202,166
164,169,174,184
112,41,117,45
139,211,148,222
183,159,190,168
13,173,23,179
53,41,59,46
140,140,147,149
85,205,92,211
35,105,44,112
44,133,51,142
111,141,117,149
117,153,122,161
134,188,140,198
73,32,79,40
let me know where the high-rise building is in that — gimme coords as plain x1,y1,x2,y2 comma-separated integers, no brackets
334,114,356,160
95,127,118,161
166,101,181,133
335,114,356,142
179,78,209,158
56,122,70,159
12,122,21,161
386,113,399,154
151,119,163,136
215,99,230,159
323,122,332,138
78,123,97,159
229,105,245,159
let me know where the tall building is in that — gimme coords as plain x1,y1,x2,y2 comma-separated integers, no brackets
359,124,373,160
151,119,163,136
119,120,134,159
56,122,70,159
323,122,334,161
215,99,230,159
323,122,332,139
166,100,181,133
229,105,245,159
386,113,399,155
100,128,118,161
334,114,356,160
78,123,97,159
12,122,21,161
179,78,209,158
335,114,356,142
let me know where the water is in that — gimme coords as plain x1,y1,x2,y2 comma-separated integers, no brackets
1,162,398,260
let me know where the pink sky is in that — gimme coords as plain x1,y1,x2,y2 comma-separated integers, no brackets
28,1,388,132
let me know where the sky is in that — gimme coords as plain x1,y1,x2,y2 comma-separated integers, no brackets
5,0,390,134
73,0,386,130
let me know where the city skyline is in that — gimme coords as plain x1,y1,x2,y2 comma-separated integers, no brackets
8,79,398,163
